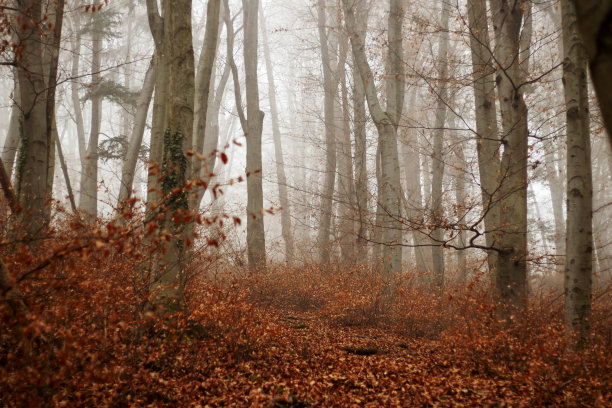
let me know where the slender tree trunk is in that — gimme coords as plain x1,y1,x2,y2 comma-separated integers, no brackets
343,0,404,277
490,0,529,308
467,0,501,279
562,0,593,349
351,5,369,264
337,32,356,264
261,2,295,265
316,0,338,265
79,0,103,219
430,0,450,289
55,134,77,213
145,0,166,214
544,136,566,271
117,58,157,210
195,62,231,209
69,9,87,166
400,87,433,273
224,0,267,270
2,74,22,182
449,115,468,280
192,0,222,208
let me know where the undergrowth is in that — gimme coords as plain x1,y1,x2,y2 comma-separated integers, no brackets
1,221,611,406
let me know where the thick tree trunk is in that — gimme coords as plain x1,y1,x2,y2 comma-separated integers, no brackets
490,0,529,308
316,0,338,266
467,0,501,279
261,2,295,265
570,1,612,141
562,0,593,349
79,1,103,219
152,0,196,312
430,0,450,289
15,0,50,235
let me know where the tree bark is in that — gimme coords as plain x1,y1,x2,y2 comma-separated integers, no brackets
490,0,529,308
570,1,612,142
15,0,51,235
562,0,593,349
151,0,196,312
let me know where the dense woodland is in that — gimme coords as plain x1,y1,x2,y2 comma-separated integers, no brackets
1,0,612,406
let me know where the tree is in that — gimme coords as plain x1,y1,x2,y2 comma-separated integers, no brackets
13,0,63,235
343,0,404,277
466,0,501,279
561,0,593,348
116,58,157,210
430,0,451,289
316,0,339,266
570,1,612,141
224,0,266,271
144,0,196,312
261,2,295,265
79,0,103,219
490,0,530,308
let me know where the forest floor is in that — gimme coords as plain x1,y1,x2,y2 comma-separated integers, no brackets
1,237,611,407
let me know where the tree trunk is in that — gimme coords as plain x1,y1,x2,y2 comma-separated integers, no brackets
117,58,157,210
570,1,612,142
430,0,450,290
316,0,338,266
79,0,103,219
2,74,22,182
562,0,593,349
243,0,266,271
68,9,87,167
351,4,369,264
261,2,295,265
467,0,501,279
343,0,404,277
152,0,196,312
191,0,222,209
337,32,356,264
490,0,529,308
15,0,51,235
145,0,166,215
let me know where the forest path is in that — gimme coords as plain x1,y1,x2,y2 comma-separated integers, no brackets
194,305,535,407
